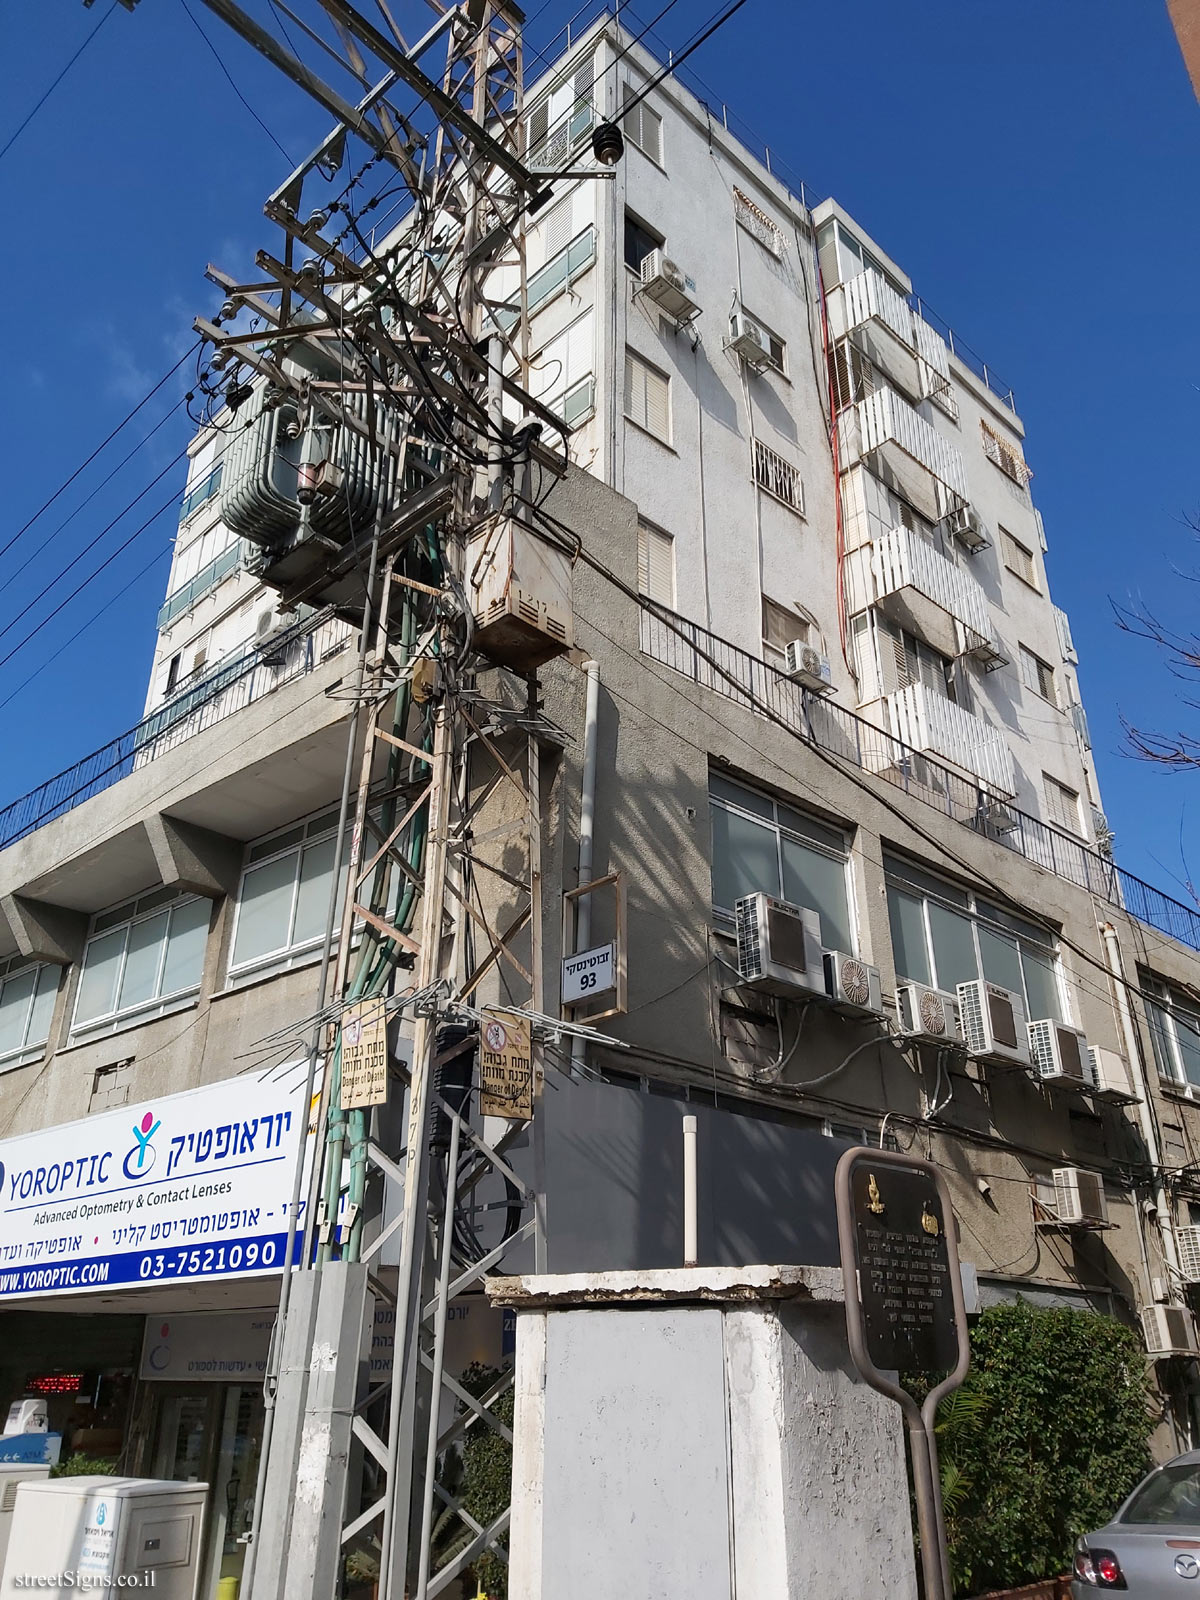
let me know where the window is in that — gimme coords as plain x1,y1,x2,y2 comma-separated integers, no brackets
885,855,1063,1022
622,83,663,165
74,890,209,1035
527,227,595,312
831,342,874,409
527,49,595,164
637,522,675,607
165,653,182,695
1019,644,1057,706
733,310,785,374
754,440,804,514
0,956,59,1070
733,188,782,257
875,616,964,706
179,460,223,523
709,773,853,952
980,421,1032,487
624,349,670,444
999,528,1038,589
624,213,661,274
1043,774,1081,836
761,597,810,666
531,309,594,429
158,539,243,630
229,811,351,981
1143,979,1200,1092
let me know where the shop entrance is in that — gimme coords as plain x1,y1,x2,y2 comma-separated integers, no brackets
147,1382,264,1600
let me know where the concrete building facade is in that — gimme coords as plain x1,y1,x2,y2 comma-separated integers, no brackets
2,16,1200,1596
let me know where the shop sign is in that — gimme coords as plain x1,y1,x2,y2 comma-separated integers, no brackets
140,1310,276,1382
0,1065,316,1300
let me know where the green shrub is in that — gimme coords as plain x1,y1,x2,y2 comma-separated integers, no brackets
940,1301,1154,1595
49,1452,119,1478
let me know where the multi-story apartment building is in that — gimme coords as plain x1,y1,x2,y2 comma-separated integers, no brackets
1,15,1200,1595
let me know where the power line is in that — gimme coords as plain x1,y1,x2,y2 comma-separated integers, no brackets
0,3,117,166
0,399,186,600
0,478,184,675
0,543,172,714
0,342,199,568
177,0,296,166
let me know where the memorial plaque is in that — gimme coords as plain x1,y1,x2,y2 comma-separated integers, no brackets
843,1153,961,1378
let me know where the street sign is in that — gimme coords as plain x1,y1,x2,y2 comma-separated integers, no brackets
561,941,616,1004
340,997,389,1110
835,1147,971,1600
479,1010,534,1120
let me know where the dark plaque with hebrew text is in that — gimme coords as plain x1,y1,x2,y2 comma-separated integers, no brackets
848,1159,959,1376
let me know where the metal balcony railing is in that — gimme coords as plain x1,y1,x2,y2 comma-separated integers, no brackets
0,610,351,852
872,526,992,642
855,387,969,501
637,604,1200,955
885,681,1015,797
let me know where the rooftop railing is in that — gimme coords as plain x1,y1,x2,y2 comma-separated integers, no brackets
638,604,1200,956
0,609,350,853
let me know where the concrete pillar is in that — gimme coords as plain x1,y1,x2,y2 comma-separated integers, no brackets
144,813,242,898
1,894,87,965
489,1265,918,1599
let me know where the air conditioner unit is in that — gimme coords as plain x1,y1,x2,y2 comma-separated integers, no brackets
896,982,963,1047
726,310,772,370
1086,1045,1139,1103
1142,1303,1200,1359
957,980,1031,1067
1042,1166,1108,1228
983,801,1020,835
253,608,291,661
638,249,700,325
823,951,883,1016
1027,1018,1090,1088
735,892,825,999
784,640,834,693
1177,1227,1200,1284
942,504,989,553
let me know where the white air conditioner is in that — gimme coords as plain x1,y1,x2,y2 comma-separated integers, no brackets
823,950,883,1016
896,982,963,1047
638,249,700,324
1142,1303,1200,1359
253,607,291,660
957,980,1031,1067
1177,1226,1200,1285
735,892,825,999
1027,1018,1090,1088
1086,1045,1139,1103
1040,1166,1108,1228
784,640,833,693
942,504,989,553
726,310,772,369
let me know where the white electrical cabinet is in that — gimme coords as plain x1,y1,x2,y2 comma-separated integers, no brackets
0,1477,206,1600
0,1468,50,1580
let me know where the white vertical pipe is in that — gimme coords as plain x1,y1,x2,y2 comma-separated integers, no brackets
683,1115,698,1267
570,661,601,1076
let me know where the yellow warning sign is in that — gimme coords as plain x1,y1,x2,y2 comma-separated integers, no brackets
479,1010,533,1120
340,998,389,1110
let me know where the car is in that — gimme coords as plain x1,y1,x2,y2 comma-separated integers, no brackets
1074,1449,1200,1594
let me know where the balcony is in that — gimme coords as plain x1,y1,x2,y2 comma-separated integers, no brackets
828,268,923,399
884,682,1015,797
866,526,1004,666
839,385,967,522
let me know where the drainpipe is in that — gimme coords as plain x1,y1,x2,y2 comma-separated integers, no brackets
1101,923,1180,1286
570,660,601,1076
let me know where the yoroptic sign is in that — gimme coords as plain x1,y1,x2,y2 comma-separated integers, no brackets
0,1065,314,1299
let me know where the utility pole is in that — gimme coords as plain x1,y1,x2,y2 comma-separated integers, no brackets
174,4,616,1595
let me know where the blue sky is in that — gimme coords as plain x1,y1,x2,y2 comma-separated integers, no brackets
2,0,1198,898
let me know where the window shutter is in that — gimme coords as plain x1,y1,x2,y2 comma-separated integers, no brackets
573,51,594,100
528,98,549,154
640,102,663,165
644,363,668,441
624,349,640,427
625,350,668,442
638,525,674,606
